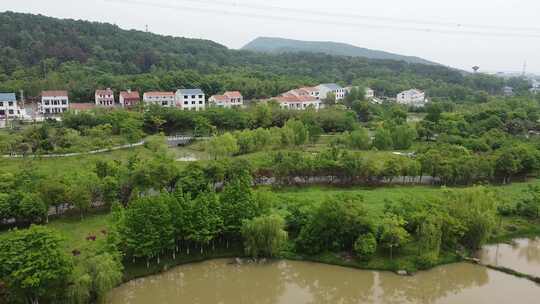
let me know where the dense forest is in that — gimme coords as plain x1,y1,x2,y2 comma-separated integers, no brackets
0,12,529,102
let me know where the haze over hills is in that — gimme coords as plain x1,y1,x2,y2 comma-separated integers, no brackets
0,11,510,102
242,37,439,66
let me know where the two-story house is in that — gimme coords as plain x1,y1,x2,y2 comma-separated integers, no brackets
119,90,140,108
40,90,69,115
95,88,115,107
0,93,22,119
143,92,175,107
175,89,205,111
208,91,243,108
396,89,427,107
316,83,346,101
273,88,322,110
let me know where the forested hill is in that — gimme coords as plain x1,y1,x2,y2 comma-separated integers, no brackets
242,37,438,65
0,11,512,102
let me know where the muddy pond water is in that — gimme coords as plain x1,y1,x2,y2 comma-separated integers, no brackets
107,257,540,304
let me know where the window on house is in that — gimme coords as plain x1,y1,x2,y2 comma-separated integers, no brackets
8,102,13,106
198,95,203,98
45,101,49,105
192,101,195,105
184,101,188,105
0,102,3,107
199,101,203,104
0,110,4,115
191,95,196,98
62,100,67,105
184,95,188,99
8,110,14,114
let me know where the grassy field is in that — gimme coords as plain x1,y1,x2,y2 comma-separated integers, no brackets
271,179,540,213
47,212,112,252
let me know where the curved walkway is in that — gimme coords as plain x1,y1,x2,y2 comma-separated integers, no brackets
1,141,145,159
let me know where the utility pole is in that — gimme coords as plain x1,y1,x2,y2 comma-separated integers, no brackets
522,61,527,76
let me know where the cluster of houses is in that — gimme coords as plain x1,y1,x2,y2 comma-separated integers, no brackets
270,83,426,110
0,84,428,122
0,88,246,121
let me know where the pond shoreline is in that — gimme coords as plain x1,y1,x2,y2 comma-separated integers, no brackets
120,233,540,287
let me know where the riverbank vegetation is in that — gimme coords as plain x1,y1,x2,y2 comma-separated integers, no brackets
2,143,540,303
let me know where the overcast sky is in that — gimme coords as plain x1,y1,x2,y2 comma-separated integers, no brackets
2,0,540,73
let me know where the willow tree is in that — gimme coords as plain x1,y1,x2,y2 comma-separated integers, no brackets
241,214,287,258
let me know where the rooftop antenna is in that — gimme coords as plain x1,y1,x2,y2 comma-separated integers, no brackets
472,66,479,73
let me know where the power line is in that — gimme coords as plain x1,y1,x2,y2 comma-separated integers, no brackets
166,0,540,33
104,0,540,38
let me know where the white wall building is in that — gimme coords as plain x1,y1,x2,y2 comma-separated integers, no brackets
316,83,346,101
274,94,322,110
396,89,427,107
95,88,115,107
365,88,375,99
208,91,243,108
0,93,23,119
119,90,140,108
345,86,375,100
175,89,205,111
143,92,175,107
40,90,69,115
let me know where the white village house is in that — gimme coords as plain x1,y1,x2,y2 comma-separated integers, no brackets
273,88,322,110
365,88,375,99
176,89,205,111
95,88,115,107
316,83,346,101
344,86,375,100
39,90,69,115
0,93,23,119
119,90,140,108
396,89,427,107
143,92,175,107
503,86,514,96
208,91,243,108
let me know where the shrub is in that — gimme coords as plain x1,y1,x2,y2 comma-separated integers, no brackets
353,233,377,260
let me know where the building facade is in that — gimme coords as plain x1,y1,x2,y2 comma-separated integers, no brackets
40,90,69,115
274,93,321,110
503,86,514,96
119,90,140,108
316,83,346,101
209,91,243,108
0,93,22,119
143,92,175,107
365,88,375,99
396,89,427,107
95,88,115,107
175,89,205,111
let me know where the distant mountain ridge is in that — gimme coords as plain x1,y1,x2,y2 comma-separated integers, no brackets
242,37,438,65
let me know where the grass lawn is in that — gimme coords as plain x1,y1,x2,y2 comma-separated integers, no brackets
47,212,112,252
271,179,540,213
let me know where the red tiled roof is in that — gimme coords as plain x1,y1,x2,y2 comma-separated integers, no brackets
42,90,68,97
144,91,174,97
210,95,228,102
95,88,113,95
70,103,96,111
275,94,318,103
300,86,317,92
120,91,140,99
224,91,242,98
